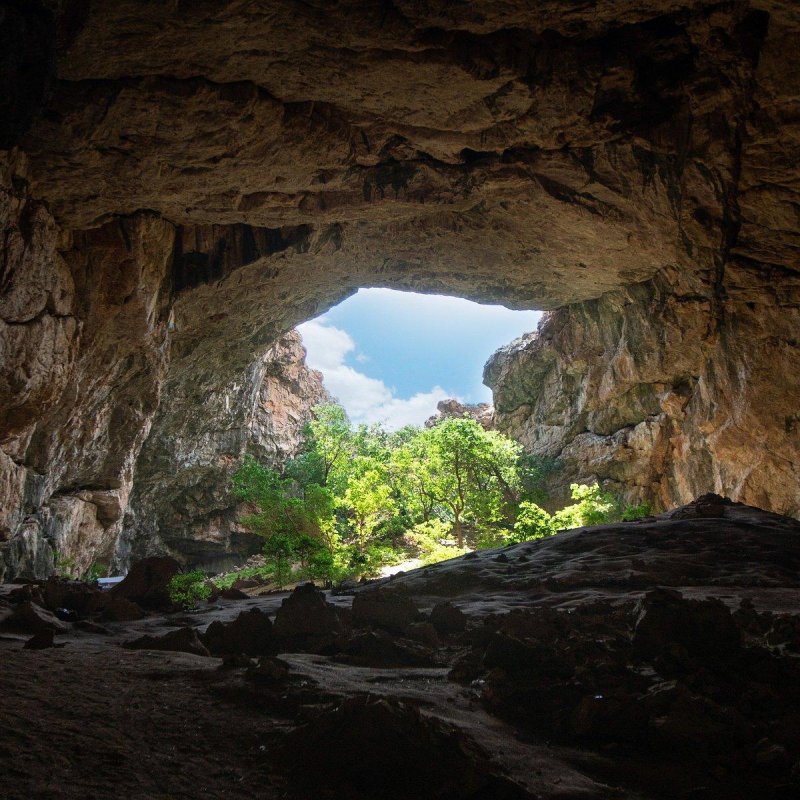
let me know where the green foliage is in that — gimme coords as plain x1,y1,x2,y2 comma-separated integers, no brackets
168,570,212,607
552,483,616,529
622,501,652,521
341,468,396,552
55,555,77,579
513,501,556,541
83,562,108,583
212,565,272,590
231,402,658,586
407,520,468,565
517,454,561,505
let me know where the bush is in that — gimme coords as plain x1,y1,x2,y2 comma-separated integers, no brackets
408,520,469,565
168,570,212,607
552,483,616,529
83,562,108,583
213,565,272,590
622,501,652,521
513,501,556,541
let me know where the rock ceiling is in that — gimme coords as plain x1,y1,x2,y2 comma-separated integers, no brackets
1,0,799,574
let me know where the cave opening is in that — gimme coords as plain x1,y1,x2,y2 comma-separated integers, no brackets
1,1,799,798
297,287,542,429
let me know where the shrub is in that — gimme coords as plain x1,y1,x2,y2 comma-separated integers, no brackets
622,501,652,521
408,520,469,565
552,483,616,529
513,501,556,541
168,570,212,607
83,562,108,583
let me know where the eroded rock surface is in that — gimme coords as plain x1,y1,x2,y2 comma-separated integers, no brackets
425,398,495,429
1,498,799,799
0,0,798,575
486,265,800,515
122,330,330,571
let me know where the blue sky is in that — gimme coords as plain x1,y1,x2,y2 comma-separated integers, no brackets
297,289,541,429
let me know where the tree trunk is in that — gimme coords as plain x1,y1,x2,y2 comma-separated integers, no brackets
453,516,464,548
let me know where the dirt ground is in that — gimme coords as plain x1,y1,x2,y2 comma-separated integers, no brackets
2,497,799,800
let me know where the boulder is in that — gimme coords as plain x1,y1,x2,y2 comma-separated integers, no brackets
7,583,46,606
0,601,68,634
340,629,437,668
202,608,273,657
633,588,742,662
430,602,467,635
124,626,210,657
109,557,180,610
24,630,59,649
86,593,145,622
273,583,342,639
276,695,531,799
351,590,418,634
42,577,100,616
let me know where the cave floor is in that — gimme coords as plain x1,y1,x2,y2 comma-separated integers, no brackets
1,497,799,800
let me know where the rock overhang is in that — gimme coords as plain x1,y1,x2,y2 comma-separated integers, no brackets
1,0,799,576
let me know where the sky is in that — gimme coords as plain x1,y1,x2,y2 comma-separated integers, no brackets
297,289,541,430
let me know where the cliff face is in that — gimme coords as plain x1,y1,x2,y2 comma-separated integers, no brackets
1,1,799,576
486,264,800,515
0,153,329,578
0,153,173,580
122,331,330,572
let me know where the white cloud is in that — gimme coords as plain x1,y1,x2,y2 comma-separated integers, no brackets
297,318,453,430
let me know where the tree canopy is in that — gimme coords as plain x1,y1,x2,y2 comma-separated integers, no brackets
230,403,650,587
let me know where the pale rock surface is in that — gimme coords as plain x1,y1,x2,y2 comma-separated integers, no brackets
122,331,330,571
486,265,800,515
425,399,495,430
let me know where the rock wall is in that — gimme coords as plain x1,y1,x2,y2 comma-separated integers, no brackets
0,158,330,578
0,152,174,580
487,263,800,515
122,331,330,573
1,1,799,575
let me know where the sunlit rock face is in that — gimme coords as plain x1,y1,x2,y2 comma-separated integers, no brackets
426,399,496,430
1,1,799,575
121,331,330,572
486,265,800,515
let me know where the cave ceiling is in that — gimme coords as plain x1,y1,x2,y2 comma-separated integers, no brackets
13,0,798,315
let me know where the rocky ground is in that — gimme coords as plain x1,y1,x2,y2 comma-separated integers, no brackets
1,495,799,800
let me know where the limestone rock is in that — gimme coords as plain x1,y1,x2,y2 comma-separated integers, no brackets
1,0,799,579
202,608,273,657
351,590,419,634
108,556,179,611
425,399,495,430
124,626,210,658
430,602,468,635
121,330,330,571
272,583,342,640
486,266,800,516
276,695,532,799
1,601,68,634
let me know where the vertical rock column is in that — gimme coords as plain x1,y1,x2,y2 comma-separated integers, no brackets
0,152,175,578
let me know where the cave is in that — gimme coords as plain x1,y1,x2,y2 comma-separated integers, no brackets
1,1,799,798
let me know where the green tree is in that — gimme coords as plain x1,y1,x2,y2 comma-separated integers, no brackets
305,403,353,488
513,501,556,541
232,455,337,585
341,467,396,552
410,417,519,546
552,483,616,529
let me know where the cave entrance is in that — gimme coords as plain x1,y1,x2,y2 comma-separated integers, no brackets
296,288,542,429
